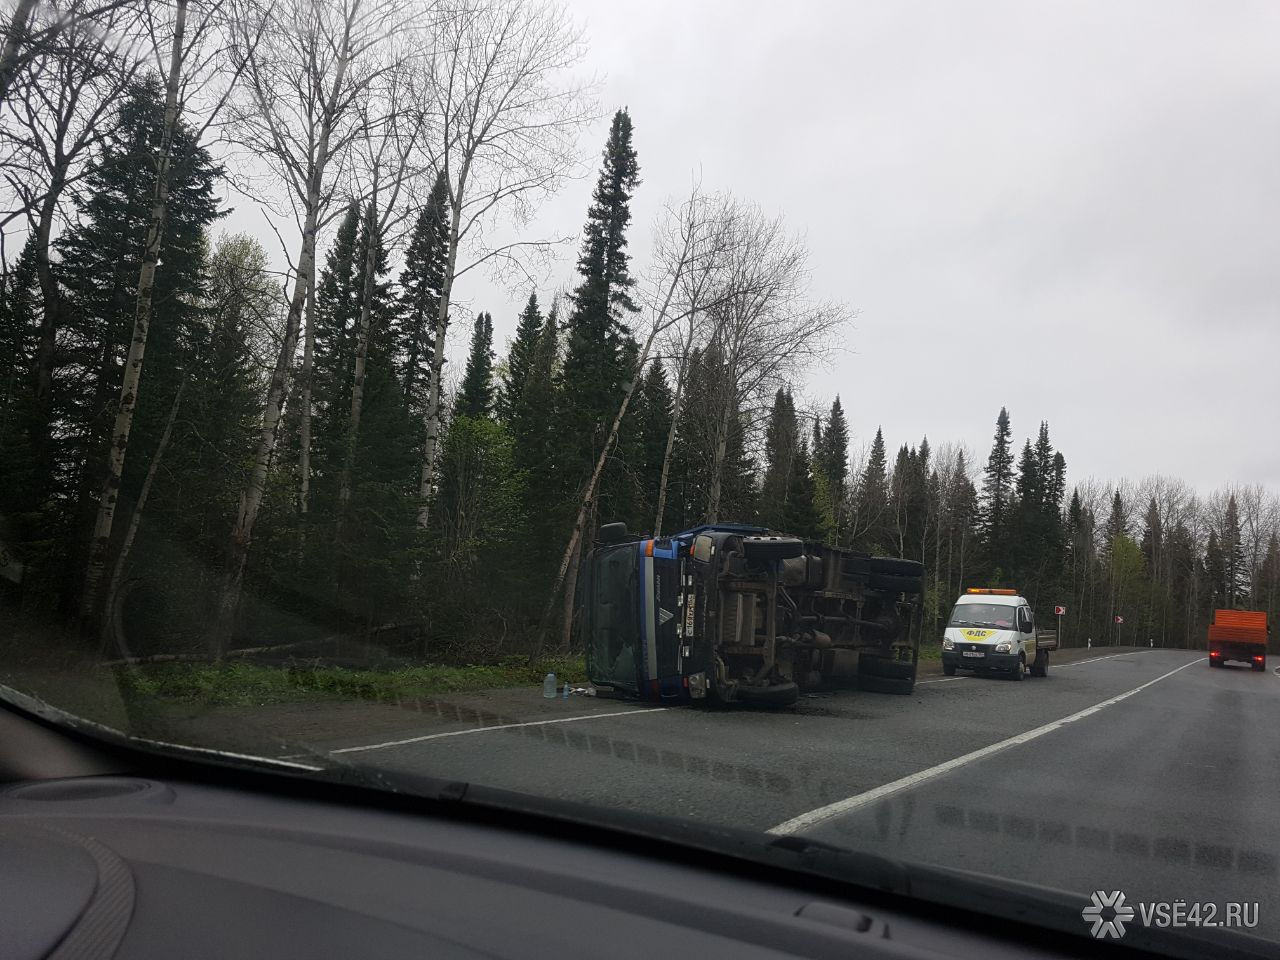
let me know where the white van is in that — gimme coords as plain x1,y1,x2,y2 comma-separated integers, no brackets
941,589,1049,679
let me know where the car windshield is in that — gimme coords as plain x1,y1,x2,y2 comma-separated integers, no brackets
2,1,1277,955
949,604,1016,629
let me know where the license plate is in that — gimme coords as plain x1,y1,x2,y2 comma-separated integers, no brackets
961,650,986,658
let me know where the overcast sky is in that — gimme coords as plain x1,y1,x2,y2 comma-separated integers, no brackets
217,0,1279,494
446,0,1280,493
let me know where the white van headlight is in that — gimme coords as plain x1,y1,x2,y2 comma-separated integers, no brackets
942,637,954,650
994,641,1012,653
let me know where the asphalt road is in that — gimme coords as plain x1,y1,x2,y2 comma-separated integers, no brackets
313,647,1280,941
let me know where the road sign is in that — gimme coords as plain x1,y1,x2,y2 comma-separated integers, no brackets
1114,615,1125,624
1054,605,1067,616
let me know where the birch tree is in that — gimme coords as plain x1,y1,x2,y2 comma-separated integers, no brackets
216,0,417,652
0,1,140,462
699,203,849,522
537,187,741,651
414,0,592,527
82,0,249,633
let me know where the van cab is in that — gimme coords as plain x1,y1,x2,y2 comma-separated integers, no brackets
941,588,1048,679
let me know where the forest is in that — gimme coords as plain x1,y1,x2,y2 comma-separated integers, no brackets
2,0,1277,671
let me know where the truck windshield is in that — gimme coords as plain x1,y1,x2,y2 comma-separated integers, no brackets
588,544,640,689
949,603,1016,629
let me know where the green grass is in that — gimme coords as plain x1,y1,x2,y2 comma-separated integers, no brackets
126,656,588,708
916,641,943,662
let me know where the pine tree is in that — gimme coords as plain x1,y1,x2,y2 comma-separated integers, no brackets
760,387,799,522
456,312,495,419
497,292,542,422
398,171,450,410
979,407,1014,554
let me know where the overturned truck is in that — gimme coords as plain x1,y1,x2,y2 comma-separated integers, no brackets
578,523,925,706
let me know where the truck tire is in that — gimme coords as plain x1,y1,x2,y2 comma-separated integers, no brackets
1253,658,1266,672
868,557,925,578
868,573,924,596
943,662,957,676
735,681,799,708
1209,657,1221,668
1030,649,1049,677
857,673,915,695
858,652,915,680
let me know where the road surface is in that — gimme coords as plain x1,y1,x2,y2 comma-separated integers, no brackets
313,648,1280,940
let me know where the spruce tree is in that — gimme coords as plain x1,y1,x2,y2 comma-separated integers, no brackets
626,361,674,532
1205,529,1226,608
52,78,222,608
398,171,450,409
559,109,641,514
760,387,799,529
456,312,495,419
497,292,542,422
1222,494,1247,606
854,426,889,551
979,407,1014,553
819,396,850,541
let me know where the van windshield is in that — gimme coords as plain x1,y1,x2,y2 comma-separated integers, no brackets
949,603,1017,629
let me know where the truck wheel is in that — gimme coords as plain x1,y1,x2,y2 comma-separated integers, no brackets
857,673,915,695
1209,657,1221,668
1253,658,1266,672
943,663,957,676
736,681,799,708
858,653,915,680
1010,656,1024,681
868,557,926,578
1030,650,1049,677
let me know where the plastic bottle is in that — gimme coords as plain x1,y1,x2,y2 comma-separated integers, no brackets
542,672,556,699
563,680,571,699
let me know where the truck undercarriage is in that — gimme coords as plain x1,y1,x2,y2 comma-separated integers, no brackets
580,523,926,706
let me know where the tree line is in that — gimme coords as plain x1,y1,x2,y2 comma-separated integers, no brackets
2,0,1274,665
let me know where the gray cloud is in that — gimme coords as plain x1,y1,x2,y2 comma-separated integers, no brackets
455,0,1280,490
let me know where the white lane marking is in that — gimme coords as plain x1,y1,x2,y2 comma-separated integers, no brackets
918,650,1134,684
329,707,669,755
1058,652,1134,667
767,656,1205,836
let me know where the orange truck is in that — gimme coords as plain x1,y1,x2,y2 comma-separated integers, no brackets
1207,609,1268,671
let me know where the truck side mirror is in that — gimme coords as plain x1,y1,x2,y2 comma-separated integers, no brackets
1019,611,1033,634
